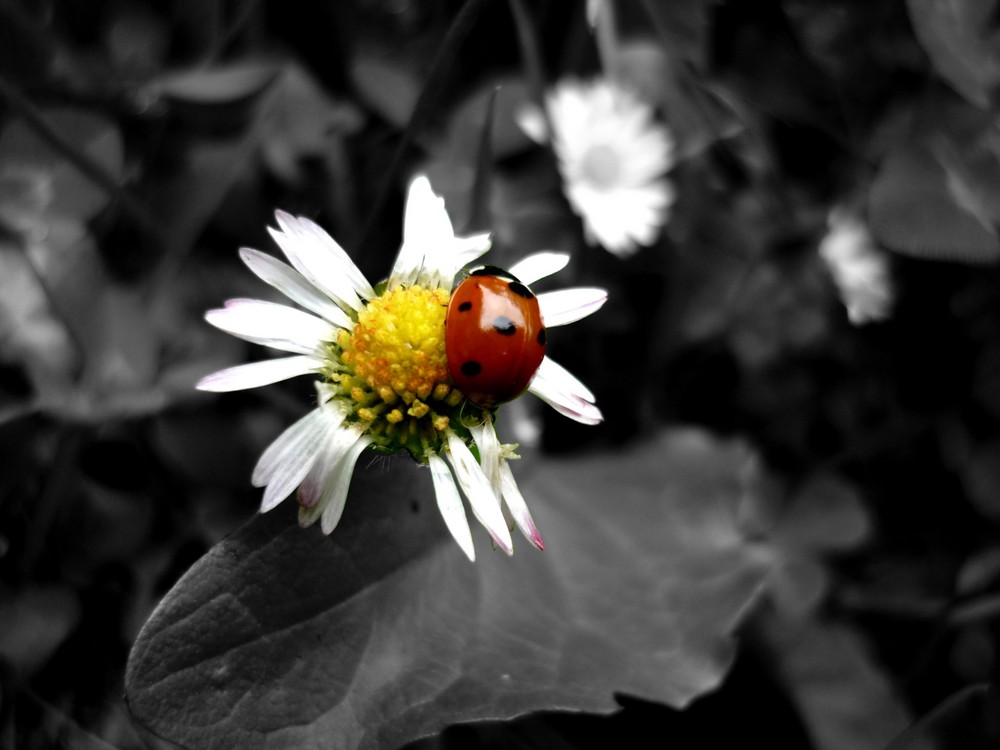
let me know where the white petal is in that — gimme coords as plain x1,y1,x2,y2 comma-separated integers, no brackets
405,176,455,250
537,287,607,327
239,248,354,329
431,232,492,287
390,176,491,289
528,358,604,425
390,175,452,288
469,419,502,490
445,431,513,554
319,428,373,535
196,355,320,392
297,410,360,510
533,356,596,402
252,401,348,488
253,407,339,512
294,215,376,299
297,434,337,527
499,461,544,549
205,299,332,355
269,212,371,312
297,500,322,529
507,252,570,285
428,454,476,561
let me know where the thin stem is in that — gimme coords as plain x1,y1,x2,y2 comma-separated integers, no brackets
507,0,548,108
465,86,498,234
883,683,992,750
359,0,498,256
21,425,83,574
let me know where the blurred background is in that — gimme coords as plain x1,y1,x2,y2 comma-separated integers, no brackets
2,0,1000,747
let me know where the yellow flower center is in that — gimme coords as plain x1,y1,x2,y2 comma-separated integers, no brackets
345,285,450,399
326,284,479,459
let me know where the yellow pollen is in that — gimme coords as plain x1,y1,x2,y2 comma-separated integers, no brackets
407,400,430,418
324,283,492,462
342,285,450,398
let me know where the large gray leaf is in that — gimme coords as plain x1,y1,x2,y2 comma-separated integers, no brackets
126,428,769,749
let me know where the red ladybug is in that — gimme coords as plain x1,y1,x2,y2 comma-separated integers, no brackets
446,266,546,408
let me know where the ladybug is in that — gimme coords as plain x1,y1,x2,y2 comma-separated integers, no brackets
446,266,546,408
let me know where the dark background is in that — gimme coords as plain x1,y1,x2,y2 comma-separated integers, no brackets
1,0,1000,747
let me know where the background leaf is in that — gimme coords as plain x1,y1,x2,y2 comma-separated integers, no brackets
906,0,1000,109
0,107,123,223
868,142,1000,263
126,428,770,750
153,61,280,105
350,53,423,131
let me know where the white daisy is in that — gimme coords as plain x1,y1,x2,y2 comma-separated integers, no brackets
517,77,675,257
818,208,893,325
197,176,606,561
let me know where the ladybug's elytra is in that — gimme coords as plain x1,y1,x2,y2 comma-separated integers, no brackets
446,266,546,408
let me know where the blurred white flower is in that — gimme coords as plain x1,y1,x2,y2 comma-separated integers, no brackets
197,176,606,560
818,209,893,325
517,77,675,257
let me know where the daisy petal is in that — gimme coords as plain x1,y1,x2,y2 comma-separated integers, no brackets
252,401,348,489
499,461,544,550
469,419,501,488
445,431,513,554
297,500,322,529
205,299,332,355
239,248,354,329
428,454,476,561
508,252,570,285
297,440,333,512
269,213,370,312
196,355,319,392
537,356,596,402
293,215,376,300
529,358,604,425
404,175,455,249
254,408,339,512
390,176,453,288
432,232,492,287
537,287,608,327
319,428,373,535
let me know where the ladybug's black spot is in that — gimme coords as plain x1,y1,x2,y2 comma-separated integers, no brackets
493,316,517,335
461,360,482,377
458,301,473,312
508,281,534,299
537,328,546,346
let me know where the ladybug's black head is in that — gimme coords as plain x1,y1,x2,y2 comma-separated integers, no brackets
469,265,520,282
